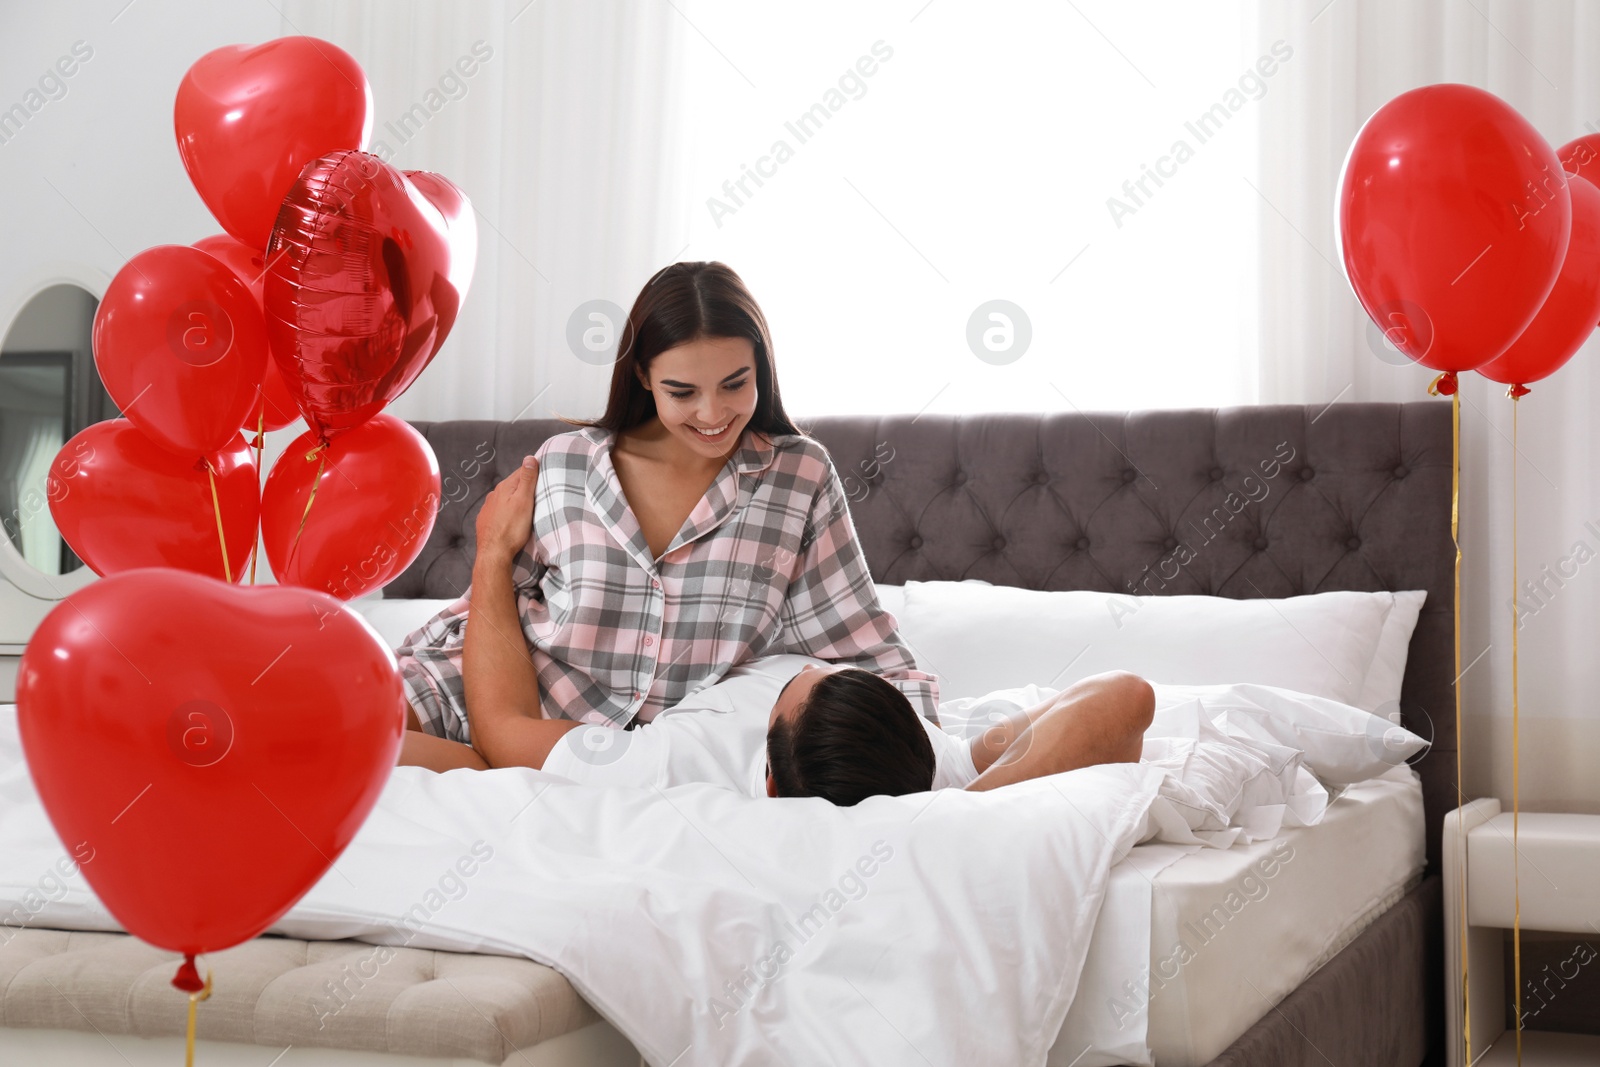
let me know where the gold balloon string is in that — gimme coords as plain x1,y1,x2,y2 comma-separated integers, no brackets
249,407,264,586
283,442,329,578
205,459,232,584
1511,392,1523,1067
184,968,212,1067
1432,373,1471,1066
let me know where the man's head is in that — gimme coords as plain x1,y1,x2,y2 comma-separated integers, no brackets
764,664,935,804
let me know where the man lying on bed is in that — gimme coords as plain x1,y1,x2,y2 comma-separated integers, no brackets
403,653,1154,802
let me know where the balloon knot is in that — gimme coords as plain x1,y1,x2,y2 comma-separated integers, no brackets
172,954,205,993
304,440,329,462
1428,371,1458,397
250,433,266,449
1507,384,1531,399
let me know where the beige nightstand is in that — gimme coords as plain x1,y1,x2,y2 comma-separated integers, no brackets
1444,800,1600,1066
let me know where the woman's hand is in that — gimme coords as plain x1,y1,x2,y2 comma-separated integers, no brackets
475,456,539,569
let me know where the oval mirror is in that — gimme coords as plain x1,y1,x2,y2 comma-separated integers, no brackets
0,283,116,580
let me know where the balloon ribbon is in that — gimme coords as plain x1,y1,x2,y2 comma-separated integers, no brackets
1511,393,1522,1067
283,441,329,578
1429,372,1470,1066
249,407,264,585
205,460,231,584
170,955,212,1067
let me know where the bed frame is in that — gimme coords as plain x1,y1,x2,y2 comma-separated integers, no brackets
3,403,1451,1066
386,402,1453,1067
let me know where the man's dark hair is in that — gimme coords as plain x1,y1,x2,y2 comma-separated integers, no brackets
766,668,935,805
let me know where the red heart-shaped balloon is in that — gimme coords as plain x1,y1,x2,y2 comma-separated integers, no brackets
94,245,269,460
16,568,402,958
175,37,372,250
194,234,301,434
265,151,475,443
47,420,258,581
261,414,441,600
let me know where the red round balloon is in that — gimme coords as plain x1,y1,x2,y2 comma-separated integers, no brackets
16,568,401,959
93,245,269,459
175,36,372,250
1478,177,1600,389
47,420,258,580
261,413,440,599
194,234,300,433
265,151,475,443
1338,84,1570,374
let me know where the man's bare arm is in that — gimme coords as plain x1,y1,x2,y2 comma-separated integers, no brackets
461,459,582,770
963,671,1153,791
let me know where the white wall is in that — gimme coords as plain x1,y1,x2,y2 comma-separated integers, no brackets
0,1,285,694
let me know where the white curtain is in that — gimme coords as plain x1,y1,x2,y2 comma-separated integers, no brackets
1251,0,1600,806
278,0,691,426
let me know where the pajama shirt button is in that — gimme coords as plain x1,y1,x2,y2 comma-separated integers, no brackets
644,635,654,646
651,577,660,588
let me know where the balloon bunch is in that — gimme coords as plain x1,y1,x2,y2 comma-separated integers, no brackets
48,36,473,600
1338,84,1600,1067
1338,84,1600,396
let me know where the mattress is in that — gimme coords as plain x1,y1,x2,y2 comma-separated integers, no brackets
1053,761,1427,1066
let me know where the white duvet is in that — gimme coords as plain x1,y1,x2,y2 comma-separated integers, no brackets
0,680,1345,1066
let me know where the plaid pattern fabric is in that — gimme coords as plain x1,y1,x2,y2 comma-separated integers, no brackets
395,425,939,740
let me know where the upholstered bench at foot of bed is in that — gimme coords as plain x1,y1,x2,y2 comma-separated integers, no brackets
0,927,638,1066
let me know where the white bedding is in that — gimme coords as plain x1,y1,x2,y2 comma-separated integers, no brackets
0,704,1161,1066
0,585,1421,1064
1053,762,1425,1066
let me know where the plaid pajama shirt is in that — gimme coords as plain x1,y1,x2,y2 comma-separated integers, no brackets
394,425,939,741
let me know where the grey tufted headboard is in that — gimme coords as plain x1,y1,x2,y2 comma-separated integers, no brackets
388,404,1455,875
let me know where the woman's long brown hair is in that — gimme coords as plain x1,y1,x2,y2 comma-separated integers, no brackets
564,261,802,437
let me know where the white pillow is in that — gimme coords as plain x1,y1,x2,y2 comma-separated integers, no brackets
1152,681,1430,787
895,580,1422,712
1354,589,1426,712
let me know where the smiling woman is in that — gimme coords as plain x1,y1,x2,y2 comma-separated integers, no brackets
392,260,940,773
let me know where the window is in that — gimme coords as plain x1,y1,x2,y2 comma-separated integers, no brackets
679,1,1258,414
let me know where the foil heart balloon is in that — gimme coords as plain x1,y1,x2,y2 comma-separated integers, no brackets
265,150,476,444
16,568,402,980
176,36,373,250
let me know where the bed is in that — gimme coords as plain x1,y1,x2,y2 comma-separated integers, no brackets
0,403,1453,1066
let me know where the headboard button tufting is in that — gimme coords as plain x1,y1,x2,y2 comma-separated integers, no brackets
909,536,923,549
1076,537,1091,551
1254,537,1268,550
1347,537,1361,550
1122,470,1136,483
1300,467,1315,480
1209,468,1223,480
1393,465,1409,478
992,537,1006,550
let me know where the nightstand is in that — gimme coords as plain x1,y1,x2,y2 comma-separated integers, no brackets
1444,800,1600,1066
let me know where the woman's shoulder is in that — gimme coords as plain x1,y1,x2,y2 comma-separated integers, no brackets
533,425,611,466
753,428,834,476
